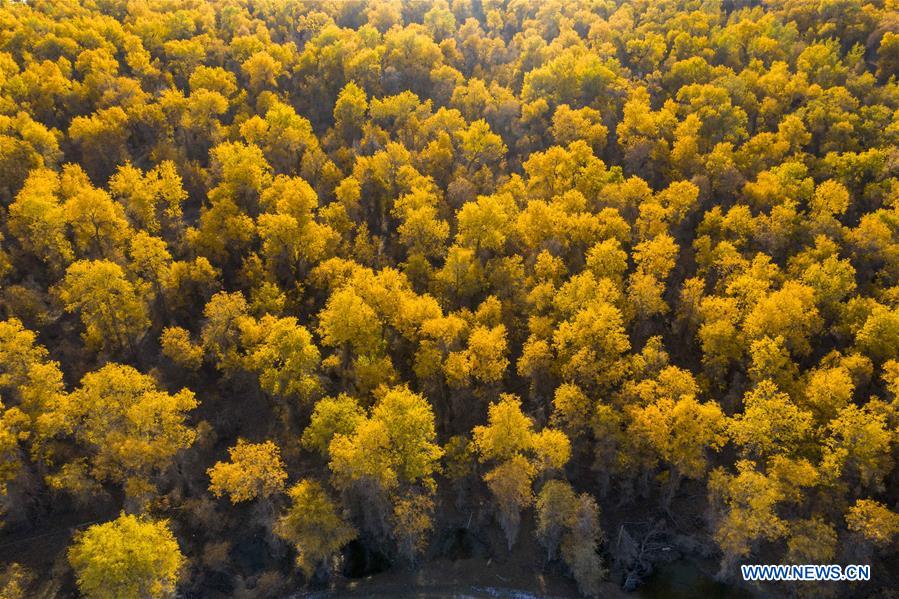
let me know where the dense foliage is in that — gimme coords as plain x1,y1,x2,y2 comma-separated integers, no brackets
1,0,898,596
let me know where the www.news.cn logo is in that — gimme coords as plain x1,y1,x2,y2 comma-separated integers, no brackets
742,564,871,582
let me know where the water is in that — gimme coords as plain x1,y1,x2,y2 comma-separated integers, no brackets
639,559,751,599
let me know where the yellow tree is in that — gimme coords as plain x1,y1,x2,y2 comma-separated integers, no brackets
333,81,368,145
786,517,837,565
317,286,383,365
41,364,196,503
802,364,854,422
855,305,899,363
473,394,570,549
0,232,9,279
330,386,443,492
484,455,537,551
455,193,517,253
560,493,606,597
534,479,606,594
552,299,631,391
60,165,132,260
328,386,442,558
845,499,899,557
743,282,822,357
393,186,450,260
68,514,185,599
728,381,813,461
708,460,794,578
822,404,893,492
276,479,357,577
629,394,726,507
0,318,66,420
0,401,28,495
56,260,150,354
160,327,204,371
108,161,187,239
6,168,73,272
301,394,366,456
697,295,743,384
551,104,607,154
391,492,436,563
200,291,254,374
747,335,798,396
535,479,577,560
551,383,593,441
434,245,485,303
460,324,509,387
257,175,338,281
208,440,287,503
591,403,627,497
244,315,321,402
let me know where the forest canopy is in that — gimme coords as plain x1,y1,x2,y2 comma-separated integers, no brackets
0,0,898,597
